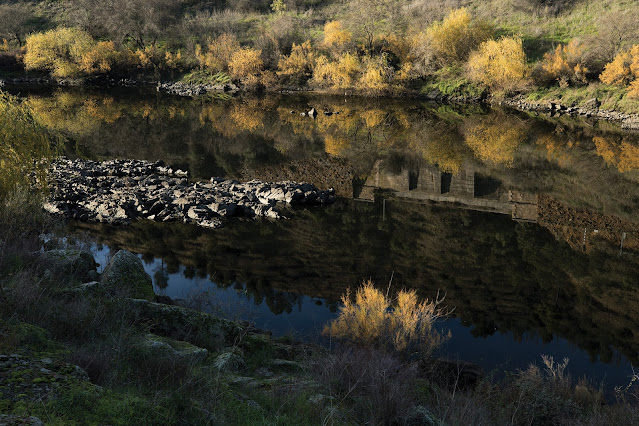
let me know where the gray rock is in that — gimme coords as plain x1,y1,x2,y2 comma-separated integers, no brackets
126,298,243,351
101,250,154,300
213,350,246,372
41,249,98,282
139,334,208,363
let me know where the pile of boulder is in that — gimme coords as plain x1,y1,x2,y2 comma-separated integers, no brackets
45,158,336,228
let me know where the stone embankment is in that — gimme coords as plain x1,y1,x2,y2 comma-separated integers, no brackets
156,81,239,96
500,97,639,130
45,158,335,228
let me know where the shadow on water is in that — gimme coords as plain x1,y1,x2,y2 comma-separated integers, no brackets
9,86,639,389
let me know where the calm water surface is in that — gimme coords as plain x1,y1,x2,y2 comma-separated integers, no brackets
9,86,639,389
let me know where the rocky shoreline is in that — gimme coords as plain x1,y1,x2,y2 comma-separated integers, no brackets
498,97,639,130
45,158,336,228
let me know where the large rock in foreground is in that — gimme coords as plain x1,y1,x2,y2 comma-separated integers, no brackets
126,298,243,351
100,250,155,301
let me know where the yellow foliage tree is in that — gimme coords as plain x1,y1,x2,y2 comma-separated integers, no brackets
228,48,264,86
195,33,241,73
426,8,492,66
24,27,112,78
322,21,352,54
467,36,529,94
312,53,360,89
357,55,392,93
324,134,350,156
540,40,588,86
600,44,639,98
79,41,117,74
322,280,447,355
277,41,315,84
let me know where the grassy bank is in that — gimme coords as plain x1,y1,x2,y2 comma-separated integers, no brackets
1,1,639,113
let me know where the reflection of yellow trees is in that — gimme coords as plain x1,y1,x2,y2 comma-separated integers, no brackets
324,134,350,156
410,128,466,174
361,109,386,128
230,102,263,132
463,116,526,166
535,133,572,167
322,280,446,355
594,136,639,173
0,92,57,196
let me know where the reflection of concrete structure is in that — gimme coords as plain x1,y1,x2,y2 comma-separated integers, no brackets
360,160,538,222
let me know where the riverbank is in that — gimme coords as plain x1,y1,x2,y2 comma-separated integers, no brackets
4,75,639,131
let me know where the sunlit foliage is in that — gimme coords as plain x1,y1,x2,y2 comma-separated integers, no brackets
600,44,639,98
195,33,241,73
24,28,115,78
277,41,315,85
539,40,588,87
228,47,264,86
0,92,58,197
323,280,447,356
312,53,361,89
425,8,492,66
322,21,352,53
357,55,392,93
467,36,529,93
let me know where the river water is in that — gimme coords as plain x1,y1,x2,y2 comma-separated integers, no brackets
8,86,639,390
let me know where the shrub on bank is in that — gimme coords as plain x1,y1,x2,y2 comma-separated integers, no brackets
322,280,448,358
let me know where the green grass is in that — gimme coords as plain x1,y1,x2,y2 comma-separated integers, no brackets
525,83,639,114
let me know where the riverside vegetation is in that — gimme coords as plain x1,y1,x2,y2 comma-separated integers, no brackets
1,1,639,115
2,71,639,424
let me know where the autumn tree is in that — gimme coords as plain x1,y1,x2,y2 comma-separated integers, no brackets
195,33,241,73
422,8,492,67
277,41,315,85
344,0,404,54
322,21,352,54
357,54,393,93
467,36,529,94
599,45,639,98
24,28,117,78
537,39,588,87
312,53,361,90
228,47,264,86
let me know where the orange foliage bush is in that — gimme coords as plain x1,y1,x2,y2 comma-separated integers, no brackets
539,40,588,87
600,44,639,98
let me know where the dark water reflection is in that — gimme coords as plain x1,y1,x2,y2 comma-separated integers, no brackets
9,86,639,388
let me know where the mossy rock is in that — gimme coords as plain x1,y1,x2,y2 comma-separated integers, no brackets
0,320,62,357
41,249,98,283
100,250,154,301
0,354,91,412
138,334,208,364
126,298,243,351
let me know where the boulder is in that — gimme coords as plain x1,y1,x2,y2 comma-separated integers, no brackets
139,334,208,364
126,298,243,351
213,350,246,372
41,249,98,282
100,250,155,300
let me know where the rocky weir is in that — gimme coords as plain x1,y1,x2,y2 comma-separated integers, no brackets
44,158,336,228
